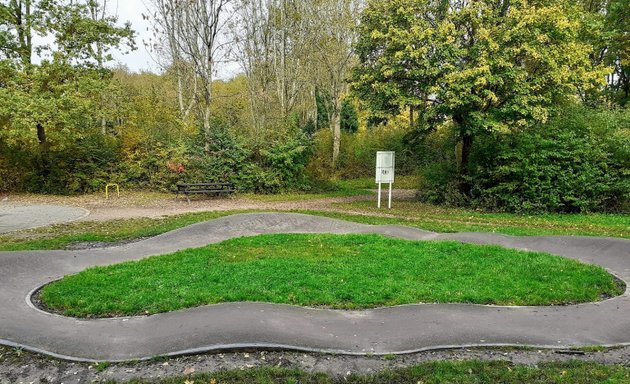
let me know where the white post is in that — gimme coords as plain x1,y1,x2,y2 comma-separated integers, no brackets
376,151,395,209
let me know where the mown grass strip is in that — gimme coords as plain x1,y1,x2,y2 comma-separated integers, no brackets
40,234,623,317
241,188,372,202
324,200,630,238
1,205,628,252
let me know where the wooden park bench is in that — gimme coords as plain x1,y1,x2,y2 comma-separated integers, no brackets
173,182,236,203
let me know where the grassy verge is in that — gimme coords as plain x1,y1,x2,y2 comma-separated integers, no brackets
120,361,630,383
40,233,622,317
333,174,421,190
1,205,628,252
0,211,249,251
327,201,630,238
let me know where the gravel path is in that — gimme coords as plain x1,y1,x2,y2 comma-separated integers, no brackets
1,190,416,222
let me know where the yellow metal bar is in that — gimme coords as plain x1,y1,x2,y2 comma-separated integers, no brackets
105,183,120,200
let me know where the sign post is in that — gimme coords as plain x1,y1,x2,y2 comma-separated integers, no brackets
375,151,395,209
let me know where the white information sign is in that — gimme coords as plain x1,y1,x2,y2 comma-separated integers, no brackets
375,151,395,183
375,151,395,208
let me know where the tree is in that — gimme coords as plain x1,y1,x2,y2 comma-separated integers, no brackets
232,0,317,139
315,86,331,130
353,0,606,191
0,0,134,176
148,0,231,150
232,0,363,164
147,0,198,121
302,0,362,167
576,0,630,106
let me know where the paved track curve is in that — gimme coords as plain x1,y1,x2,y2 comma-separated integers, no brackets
0,213,628,362
0,204,89,233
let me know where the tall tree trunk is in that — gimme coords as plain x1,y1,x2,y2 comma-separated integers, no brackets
203,102,211,152
331,110,341,168
15,0,33,67
454,114,473,195
459,132,473,196
461,132,473,173
176,63,186,115
36,122,47,145
36,122,50,179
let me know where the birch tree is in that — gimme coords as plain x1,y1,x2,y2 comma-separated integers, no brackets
232,0,274,136
148,0,196,120
148,0,232,149
178,0,231,148
304,0,362,167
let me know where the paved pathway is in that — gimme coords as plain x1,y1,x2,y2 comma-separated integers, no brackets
0,204,89,233
0,213,628,362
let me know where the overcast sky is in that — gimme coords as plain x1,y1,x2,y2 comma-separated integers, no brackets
107,0,159,73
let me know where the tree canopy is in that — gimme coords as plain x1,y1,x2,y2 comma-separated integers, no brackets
0,0,134,148
352,0,607,176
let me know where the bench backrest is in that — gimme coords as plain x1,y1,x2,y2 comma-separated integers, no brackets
176,182,234,191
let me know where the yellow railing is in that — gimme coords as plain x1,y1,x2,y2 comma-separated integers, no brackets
105,183,120,199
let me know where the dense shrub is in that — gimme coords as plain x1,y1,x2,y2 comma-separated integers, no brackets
254,133,312,192
182,127,253,188
469,107,629,213
1,124,313,194
0,144,30,192
0,136,120,195
417,106,630,213
179,126,312,193
116,140,186,191
340,99,359,133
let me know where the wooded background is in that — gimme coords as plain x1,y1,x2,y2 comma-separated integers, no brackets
0,0,628,213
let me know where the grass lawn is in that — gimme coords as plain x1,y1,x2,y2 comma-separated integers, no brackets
117,361,630,384
40,234,623,317
1,206,628,252
329,200,630,238
240,188,371,202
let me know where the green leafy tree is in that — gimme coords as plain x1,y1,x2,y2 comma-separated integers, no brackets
353,0,606,191
0,0,134,175
578,0,630,106
0,0,134,190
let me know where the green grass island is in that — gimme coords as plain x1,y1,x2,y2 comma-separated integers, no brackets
39,233,625,318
